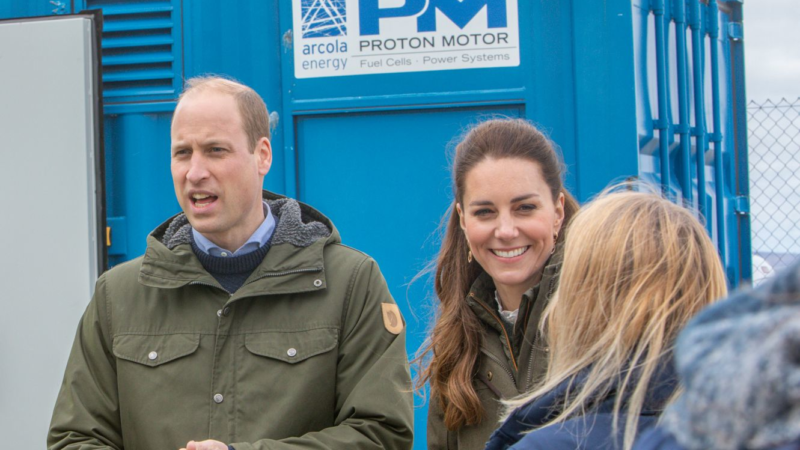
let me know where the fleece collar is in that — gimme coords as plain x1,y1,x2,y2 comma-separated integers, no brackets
159,197,330,250
138,191,337,292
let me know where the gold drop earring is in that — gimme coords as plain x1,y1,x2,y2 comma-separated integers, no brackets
551,231,558,255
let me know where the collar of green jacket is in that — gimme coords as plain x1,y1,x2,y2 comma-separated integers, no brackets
467,242,563,325
466,242,564,357
138,190,340,297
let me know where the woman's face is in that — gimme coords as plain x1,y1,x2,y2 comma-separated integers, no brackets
457,157,565,293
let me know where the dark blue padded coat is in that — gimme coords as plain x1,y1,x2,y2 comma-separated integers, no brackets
485,362,677,450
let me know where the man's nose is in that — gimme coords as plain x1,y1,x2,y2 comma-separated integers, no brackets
186,154,209,183
495,214,519,240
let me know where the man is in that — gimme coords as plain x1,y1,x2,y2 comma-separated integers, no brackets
48,77,413,450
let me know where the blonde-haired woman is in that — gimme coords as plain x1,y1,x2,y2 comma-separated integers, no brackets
485,189,728,450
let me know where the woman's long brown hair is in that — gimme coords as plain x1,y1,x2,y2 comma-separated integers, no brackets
416,119,579,430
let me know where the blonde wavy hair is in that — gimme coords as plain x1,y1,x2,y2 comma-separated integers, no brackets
503,188,728,450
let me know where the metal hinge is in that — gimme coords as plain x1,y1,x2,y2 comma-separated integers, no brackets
107,216,128,256
728,22,744,41
734,196,750,215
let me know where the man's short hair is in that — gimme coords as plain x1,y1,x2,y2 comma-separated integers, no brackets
178,76,270,152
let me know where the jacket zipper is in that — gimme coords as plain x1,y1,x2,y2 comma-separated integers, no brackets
470,293,518,373
480,348,516,386
526,342,536,389
526,276,557,388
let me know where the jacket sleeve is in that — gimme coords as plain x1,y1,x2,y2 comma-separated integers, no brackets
231,257,414,450
48,274,123,450
427,394,449,449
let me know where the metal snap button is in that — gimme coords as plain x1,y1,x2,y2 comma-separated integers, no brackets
313,279,323,287
287,348,297,357
217,309,223,317
487,371,493,381
148,351,158,361
223,307,230,316
213,393,224,404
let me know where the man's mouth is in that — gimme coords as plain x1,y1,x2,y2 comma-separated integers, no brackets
191,193,218,208
491,246,530,258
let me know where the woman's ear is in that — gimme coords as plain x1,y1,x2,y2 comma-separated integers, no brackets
456,203,467,231
554,192,566,231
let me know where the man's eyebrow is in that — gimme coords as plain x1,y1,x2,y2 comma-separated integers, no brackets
202,139,229,147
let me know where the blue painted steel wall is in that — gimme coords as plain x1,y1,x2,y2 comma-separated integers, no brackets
0,1,750,448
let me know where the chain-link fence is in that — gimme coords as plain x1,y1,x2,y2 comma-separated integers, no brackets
749,98,800,281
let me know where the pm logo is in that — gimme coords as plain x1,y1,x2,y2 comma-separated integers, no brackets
302,0,348,38
359,0,508,35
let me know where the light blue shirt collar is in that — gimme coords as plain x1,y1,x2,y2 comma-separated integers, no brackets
192,201,275,257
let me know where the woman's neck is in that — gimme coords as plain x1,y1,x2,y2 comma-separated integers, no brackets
494,285,525,311
494,270,542,311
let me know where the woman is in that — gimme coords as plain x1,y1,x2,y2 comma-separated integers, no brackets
485,190,728,450
419,119,580,450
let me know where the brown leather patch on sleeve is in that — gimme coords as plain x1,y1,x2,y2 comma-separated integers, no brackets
381,303,404,335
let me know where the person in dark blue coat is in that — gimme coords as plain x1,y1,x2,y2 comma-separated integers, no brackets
634,258,800,450
485,189,729,450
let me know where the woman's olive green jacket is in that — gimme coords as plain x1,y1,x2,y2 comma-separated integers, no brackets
426,246,563,450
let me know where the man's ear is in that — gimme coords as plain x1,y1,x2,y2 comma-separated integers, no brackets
255,137,272,176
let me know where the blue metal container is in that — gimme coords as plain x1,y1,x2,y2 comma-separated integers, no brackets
1,0,749,447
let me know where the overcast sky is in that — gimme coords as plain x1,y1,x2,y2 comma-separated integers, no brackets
744,0,800,102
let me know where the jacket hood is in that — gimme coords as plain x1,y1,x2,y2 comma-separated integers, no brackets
661,261,800,449
139,190,338,291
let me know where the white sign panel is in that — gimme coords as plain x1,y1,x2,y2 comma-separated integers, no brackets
293,0,520,78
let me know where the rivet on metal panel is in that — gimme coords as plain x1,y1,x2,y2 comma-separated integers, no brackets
283,29,293,50
49,1,65,15
728,23,744,41
269,112,280,135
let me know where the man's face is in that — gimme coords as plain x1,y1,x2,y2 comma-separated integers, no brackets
170,90,272,251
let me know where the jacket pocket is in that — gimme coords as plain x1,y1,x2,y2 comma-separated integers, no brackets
113,333,200,367
244,327,338,364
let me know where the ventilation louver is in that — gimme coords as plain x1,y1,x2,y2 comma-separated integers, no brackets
86,0,181,102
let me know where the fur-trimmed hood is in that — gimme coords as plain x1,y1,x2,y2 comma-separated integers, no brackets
660,261,800,449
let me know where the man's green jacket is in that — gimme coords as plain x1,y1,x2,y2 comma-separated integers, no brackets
48,192,414,450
